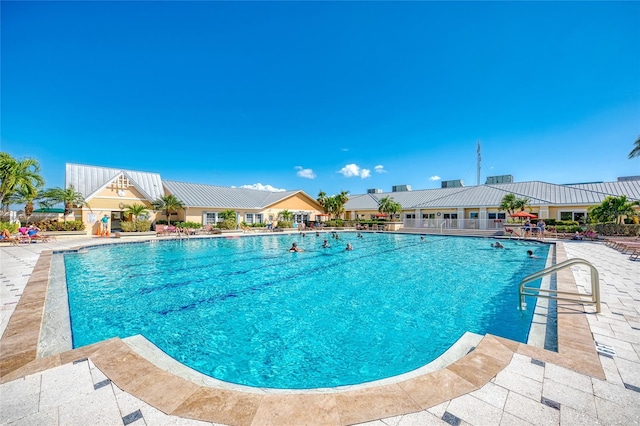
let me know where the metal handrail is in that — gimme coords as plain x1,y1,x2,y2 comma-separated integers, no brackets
519,258,600,313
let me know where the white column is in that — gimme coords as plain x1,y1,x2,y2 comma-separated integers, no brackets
479,208,487,230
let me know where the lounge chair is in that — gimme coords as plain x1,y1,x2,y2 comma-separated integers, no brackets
156,224,167,236
504,227,520,238
0,234,19,245
21,232,50,244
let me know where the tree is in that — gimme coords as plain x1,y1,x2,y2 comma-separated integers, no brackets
279,209,293,221
629,135,640,159
152,194,184,225
0,153,45,210
40,185,87,222
588,195,638,224
378,196,402,219
316,191,329,214
513,197,530,212
123,203,149,222
327,191,350,220
8,183,41,217
218,210,236,221
499,193,530,215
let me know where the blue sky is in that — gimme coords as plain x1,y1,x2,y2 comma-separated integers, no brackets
2,1,639,198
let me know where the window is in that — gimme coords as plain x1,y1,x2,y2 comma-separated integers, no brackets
113,174,130,189
488,213,506,220
245,213,254,224
405,213,416,219
293,214,308,223
469,212,478,219
561,211,586,223
204,212,217,225
422,213,435,219
255,214,263,224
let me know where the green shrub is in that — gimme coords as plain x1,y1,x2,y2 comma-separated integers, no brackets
120,221,136,232
175,221,201,229
32,220,85,231
594,223,640,236
553,225,583,234
0,221,19,234
217,219,237,230
121,220,152,232
276,221,293,228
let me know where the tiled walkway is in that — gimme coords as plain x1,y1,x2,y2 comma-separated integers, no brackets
1,237,639,425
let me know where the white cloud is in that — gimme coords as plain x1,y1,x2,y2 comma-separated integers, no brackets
237,183,286,192
341,148,349,152
338,163,371,179
429,175,441,181
374,165,386,173
295,166,316,179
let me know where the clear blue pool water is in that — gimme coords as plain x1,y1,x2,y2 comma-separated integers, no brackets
64,233,550,389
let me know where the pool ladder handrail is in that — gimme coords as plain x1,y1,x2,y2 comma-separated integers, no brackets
518,258,601,313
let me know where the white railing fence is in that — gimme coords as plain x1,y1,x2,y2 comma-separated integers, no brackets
403,218,507,231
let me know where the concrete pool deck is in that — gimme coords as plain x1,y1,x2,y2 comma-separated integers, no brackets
1,235,639,425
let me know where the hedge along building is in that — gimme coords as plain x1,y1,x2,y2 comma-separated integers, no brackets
66,163,324,235
343,178,640,231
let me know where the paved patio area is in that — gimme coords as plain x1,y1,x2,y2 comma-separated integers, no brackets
1,236,639,425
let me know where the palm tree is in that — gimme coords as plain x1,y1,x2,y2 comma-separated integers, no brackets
499,193,530,215
498,193,517,215
629,135,640,159
152,194,184,225
123,203,149,222
317,191,328,213
588,195,638,224
513,197,530,212
378,196,402,219
8,184,41,217
279,209,293,221
40,185,87,222
0,153,45,210
218,209,236,221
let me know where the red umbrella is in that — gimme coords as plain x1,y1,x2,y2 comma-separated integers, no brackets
374,213,389,217
510,211,537,218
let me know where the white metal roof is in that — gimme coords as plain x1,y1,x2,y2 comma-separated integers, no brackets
163,180,306,209
344,179,640,210
65,163,164,201
567,180,640,200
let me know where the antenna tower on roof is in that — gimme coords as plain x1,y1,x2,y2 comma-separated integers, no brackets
476,140,481,186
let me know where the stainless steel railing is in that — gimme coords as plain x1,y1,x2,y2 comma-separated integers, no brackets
519,258,600,313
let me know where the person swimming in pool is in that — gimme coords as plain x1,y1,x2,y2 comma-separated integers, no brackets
289,242,304,252
492,241,504,248
322,239,331,248
527,250,539,258
345,243,353,251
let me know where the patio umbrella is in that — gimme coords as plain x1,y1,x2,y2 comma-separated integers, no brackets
374,213,389,218
510,211,537,219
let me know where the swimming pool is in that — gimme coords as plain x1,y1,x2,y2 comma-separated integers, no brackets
64,233,550,389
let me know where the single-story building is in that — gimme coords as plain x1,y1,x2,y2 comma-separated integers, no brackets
65,163,324,234
344,178,640,231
